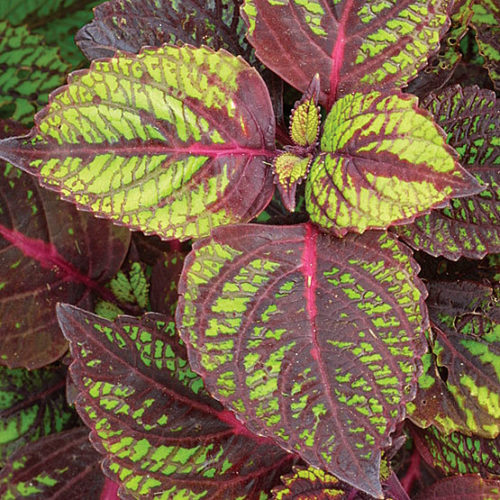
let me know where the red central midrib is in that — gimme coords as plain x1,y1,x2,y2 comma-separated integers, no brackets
328,0,354,109
0,224,110,298
0,138,275,160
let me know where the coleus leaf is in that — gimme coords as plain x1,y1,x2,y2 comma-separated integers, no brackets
273,75,320,212
0,427,106,498
395,85,500,260
0,45,275,241
177,222,429,498
408,279,499,437
0,157,130,369
272,465,345,499
410,423,500,478
305,91,482,236
57,305,296,499
414,474,500,500
0,365,76,466
76,0,254,63
0,21,70,126
241,0,450,109
471,0,500,90
407,0,475,97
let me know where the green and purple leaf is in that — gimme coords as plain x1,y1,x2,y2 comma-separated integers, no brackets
407,0,474,98
305,91,482,236
471,0,500,90
408,279,499,437
395,85,500,259
76,0,254,63
0,427,107,499
0,158,130,369
57,305,296,499
415,474,500,500
410,423,500,478
0,45,276,241
0,21,71,126
241,0,450,109
0,365,76,466
272,465,345,499
177,222,429,498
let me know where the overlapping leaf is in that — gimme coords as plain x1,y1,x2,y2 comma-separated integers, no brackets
0,365,76,466
471,0,500,90
408,279,499,437
0,45,276,241
0,154,130,368
177,222,429,498
57,305,295,499
415,475,500,500
0,22,70,126
241,0,450,109
0,427,106,498
395,86,500,259
411,424,500,478
407,0,474,97
305,91,482,236
272,465,345,499
76,0,254,63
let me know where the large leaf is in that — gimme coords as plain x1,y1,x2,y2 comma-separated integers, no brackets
471,0,500,90
0,45,275,241
415,475,500,500
0,22,70,126
410,423,500,478
0,427,106,498
408,279,499,437
0,365,76,466
0,159,130,368
57,305,295,499
241,0,450,109
177,222,429,498
305,91,482,236
76,0,254,63
395,85,500,259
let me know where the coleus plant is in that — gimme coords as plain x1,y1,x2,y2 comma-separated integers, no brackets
0,0,498,499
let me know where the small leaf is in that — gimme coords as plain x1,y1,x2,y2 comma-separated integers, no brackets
471,0,500,90
0,158,130,369
305,91,482,236
57,305,295,499
177,222,429,498
289,74,321,148
272,465,345,499
0,365,76,466
395,85,500,260
0,45,276,241
241,0,450,109
0,21,70,126
0,427,106,498
415,475,500,500
273,152,311,212
411,423,500,478
76,0,255,63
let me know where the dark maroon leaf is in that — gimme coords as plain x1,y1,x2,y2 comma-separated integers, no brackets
0,365,76,466
76,0,254,62
0,427,106,498
177,222,429,498
57,305,296,499
241,0,451,109
415,474,500,499
395,85,499,260
0,160,130,368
